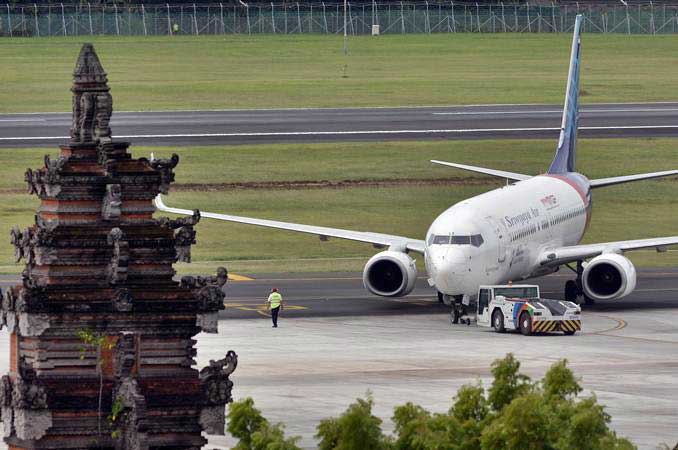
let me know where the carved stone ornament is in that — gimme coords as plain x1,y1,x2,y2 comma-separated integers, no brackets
70,44,113,144
150,154,179,195
156,209,200,229
11,378,48,410
102,184,122,220
107,228,129,285
174,226,197,263
112,333,149,450
199,351,238,407
114,333,137,380
113,288,133,312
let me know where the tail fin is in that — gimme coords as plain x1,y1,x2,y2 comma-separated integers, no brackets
548,14,583,175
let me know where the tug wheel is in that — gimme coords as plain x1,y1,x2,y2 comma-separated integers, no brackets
492,309,505,333
519,312,532,336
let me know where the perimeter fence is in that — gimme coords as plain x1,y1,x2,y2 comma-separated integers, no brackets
2,2,678,37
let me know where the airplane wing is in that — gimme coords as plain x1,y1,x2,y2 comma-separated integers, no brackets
539,236,678,267
430,160,531,182
154,195,426,254
589,170,678,188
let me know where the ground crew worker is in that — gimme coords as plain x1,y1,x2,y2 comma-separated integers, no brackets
266,288,283,328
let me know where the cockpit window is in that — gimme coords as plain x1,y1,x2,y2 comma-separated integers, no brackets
431,235,451,245
428,234,484,247
471,234,484,247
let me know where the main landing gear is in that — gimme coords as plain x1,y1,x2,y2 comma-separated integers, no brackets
564,261,594,306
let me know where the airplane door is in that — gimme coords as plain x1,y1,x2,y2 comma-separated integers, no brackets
487,216,507,263
477,288,491,324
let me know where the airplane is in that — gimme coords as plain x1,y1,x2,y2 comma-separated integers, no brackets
155,15,678,305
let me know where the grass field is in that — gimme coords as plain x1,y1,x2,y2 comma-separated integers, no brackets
1,33,678,112
0,138,675,274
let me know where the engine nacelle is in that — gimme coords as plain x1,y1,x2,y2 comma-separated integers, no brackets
582,253,637,301
363,251,417,297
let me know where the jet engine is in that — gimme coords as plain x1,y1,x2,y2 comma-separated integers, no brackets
363,251,417,297
582,253,637,301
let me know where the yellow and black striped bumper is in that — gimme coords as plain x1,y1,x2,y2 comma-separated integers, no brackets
532,319,581,333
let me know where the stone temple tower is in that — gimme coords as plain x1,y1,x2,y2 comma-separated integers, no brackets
1,44,236,449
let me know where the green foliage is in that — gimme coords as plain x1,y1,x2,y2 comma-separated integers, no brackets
542,359,582,401
228,397,301,450
316,394,387,450
481,393,550,450
392,402,431,450
251,422,302,450
487,353,531,411
225,357,637,450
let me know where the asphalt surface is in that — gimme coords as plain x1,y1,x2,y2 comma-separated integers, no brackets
3,102,678,147
0,268,678,319
1,268,675,319
218,268,678,320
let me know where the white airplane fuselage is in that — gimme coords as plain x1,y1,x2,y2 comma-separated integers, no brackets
424,174,591,297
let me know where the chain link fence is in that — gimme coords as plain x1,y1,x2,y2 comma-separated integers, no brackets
1,2,678,37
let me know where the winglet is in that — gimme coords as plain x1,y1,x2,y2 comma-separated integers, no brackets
548,14,583,175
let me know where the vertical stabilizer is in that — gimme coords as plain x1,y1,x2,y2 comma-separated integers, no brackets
548,14,583,174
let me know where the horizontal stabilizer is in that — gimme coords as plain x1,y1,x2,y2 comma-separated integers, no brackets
590,170,678,188
430,160,531,182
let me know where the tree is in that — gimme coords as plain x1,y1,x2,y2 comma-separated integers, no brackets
316,394,388,450
542,359,582,401
228,397,301,450
487,353,531,411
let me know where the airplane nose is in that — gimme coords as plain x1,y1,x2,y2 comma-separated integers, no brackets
428,248,468,293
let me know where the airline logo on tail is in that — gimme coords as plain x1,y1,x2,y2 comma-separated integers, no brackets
548,15,583,175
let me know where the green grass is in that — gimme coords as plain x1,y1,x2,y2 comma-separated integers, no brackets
0,138,675,274
3,138,677,189
1,33,678,112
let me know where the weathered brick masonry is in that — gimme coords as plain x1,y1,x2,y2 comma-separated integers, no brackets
0,44,236,449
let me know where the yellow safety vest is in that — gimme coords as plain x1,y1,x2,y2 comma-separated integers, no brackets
268,292,282,309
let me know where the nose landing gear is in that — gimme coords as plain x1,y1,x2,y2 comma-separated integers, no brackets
564,261,594,305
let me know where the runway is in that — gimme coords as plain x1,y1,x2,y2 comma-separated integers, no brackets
2,102,678,147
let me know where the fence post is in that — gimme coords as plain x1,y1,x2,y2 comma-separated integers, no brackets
193,4,198,35
141,4,147,35
271,2,275,33
322,2,327,33
425,1,430,33
501,2,506,31
297,2,301,33
166,3,171,35
400,1,404,33
60,3,66,36
114,3,119,35
219,3,223,34
245,2,251,34
476,2,480,32
650,1,655,34
451,1,456,32
5,4,11,37
33,3,39,36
